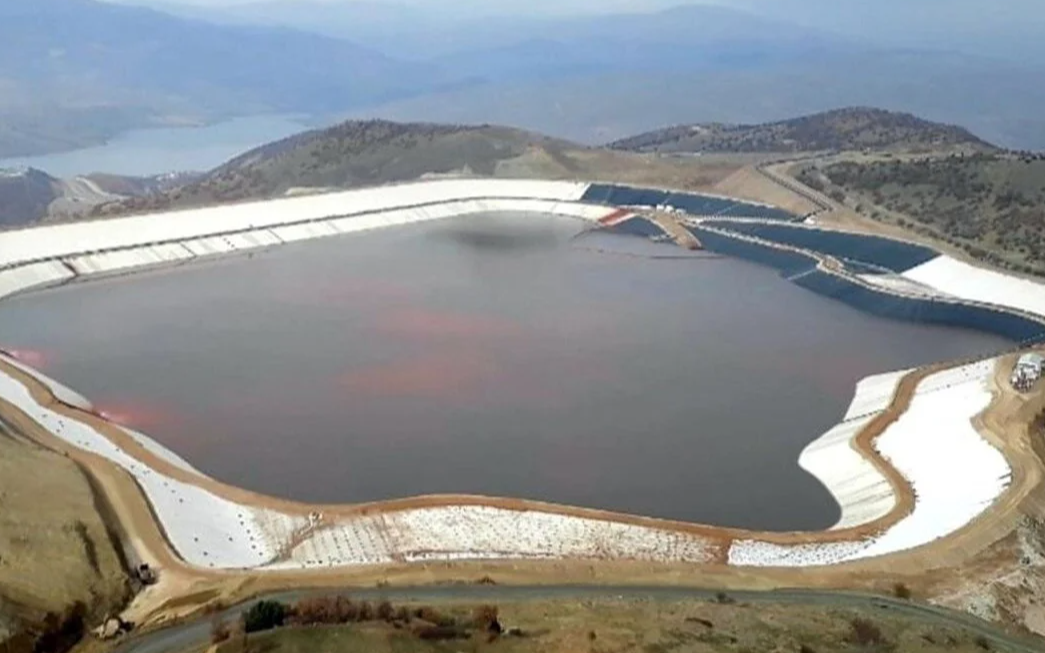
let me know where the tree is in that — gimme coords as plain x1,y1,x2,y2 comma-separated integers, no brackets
243,600,286,633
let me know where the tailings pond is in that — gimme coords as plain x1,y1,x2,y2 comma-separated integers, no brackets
0,213,1010,530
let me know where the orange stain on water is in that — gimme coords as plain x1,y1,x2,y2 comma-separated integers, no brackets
4,347,50,369
93,400,178,430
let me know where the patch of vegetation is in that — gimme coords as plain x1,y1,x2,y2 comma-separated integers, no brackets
203,596,1018,653
244,601,287,633
807,152,1045,276
609,107,997,155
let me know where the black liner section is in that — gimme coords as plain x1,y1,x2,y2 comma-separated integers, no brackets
703,221,938,273
688,225,1045,344
583,184,797,221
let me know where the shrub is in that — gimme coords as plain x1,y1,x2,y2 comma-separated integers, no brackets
210,617,231,644
415,606,443,624
847,617,885,646
892,582,912,600
376,600,395,622
293,596,365,625
472,605,500,630
357,601,374,622
243,600,286,633
714,592,736,605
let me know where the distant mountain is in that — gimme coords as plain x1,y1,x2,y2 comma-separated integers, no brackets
349,52,1045,150
736,0,1045,64
7,0,1045,163
608,107,999,154
142,2,857,69
121,0,459,44
0,168,60,228
0,0,453,158
426,5,855,74
0,166,207,228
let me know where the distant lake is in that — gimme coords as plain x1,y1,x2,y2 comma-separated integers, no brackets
0,115,309,178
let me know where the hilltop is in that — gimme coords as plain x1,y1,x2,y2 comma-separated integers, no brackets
0,168,199,229
608,108,999,155
0,168,60,228
91,119,752,215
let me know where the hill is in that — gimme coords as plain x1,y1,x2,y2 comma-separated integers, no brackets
797,152,1045,276
0,0,445,158
91,119,749,215
0,168,60,228
0,168,207,229
608,108,999,154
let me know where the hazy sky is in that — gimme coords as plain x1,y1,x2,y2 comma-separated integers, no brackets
137,0,716,9
110,0,1045,59
115,0,1045,30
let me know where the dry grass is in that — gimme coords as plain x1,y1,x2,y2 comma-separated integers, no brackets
0,431,129,633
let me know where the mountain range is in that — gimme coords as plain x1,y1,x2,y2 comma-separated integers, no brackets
3,0,1045,159
0,0,451,157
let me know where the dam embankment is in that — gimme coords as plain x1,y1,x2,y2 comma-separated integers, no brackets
686,221,1045,344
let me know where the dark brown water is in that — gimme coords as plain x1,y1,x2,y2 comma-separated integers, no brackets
0,213,1010,530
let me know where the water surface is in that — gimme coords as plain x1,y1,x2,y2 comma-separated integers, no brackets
0,213,1009,530
0,115,308,177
